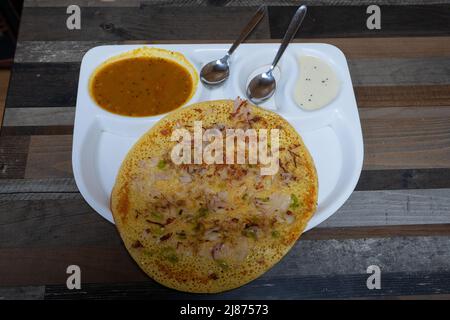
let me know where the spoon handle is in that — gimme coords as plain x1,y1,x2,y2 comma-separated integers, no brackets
270,5,307,69
227,5,266,56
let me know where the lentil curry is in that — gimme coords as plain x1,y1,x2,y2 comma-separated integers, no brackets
89,47,198,117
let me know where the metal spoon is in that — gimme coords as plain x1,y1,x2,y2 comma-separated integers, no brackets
246,5,307,104
200,6,265,86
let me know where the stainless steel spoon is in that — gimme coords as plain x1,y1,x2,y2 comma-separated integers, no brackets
200,6,265,86
246,5,307,104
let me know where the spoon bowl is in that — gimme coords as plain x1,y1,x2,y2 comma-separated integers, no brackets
199,6,265,86
200,56,230,85
247,5,307,104
246,69,276,104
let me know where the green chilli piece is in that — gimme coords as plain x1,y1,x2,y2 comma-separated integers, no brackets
271,230,280,238
142,249,155,257
152,225,165,236
157,159,167,169
151,211,163,220
197,207,209,218
242,228,257,240
161,247,178,263
216,259,229,270
290,194,300,209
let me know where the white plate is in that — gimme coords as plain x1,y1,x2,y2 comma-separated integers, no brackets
72,43,363,231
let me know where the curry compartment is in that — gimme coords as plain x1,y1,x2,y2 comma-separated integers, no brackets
88,47,199,117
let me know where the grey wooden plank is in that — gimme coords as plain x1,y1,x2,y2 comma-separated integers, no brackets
0,193,82,201
24,0,450,7
350,58,450,86
320,189,450,228
272,236,450,278
15,41,122,63
19,5,450,41
3,107,75,127
18,6,271,41
0,178,78,193
4,93,450,126
0,198,121,248
1,186,450,248
1,175,450,227
0,286,45,300
0,186,449,227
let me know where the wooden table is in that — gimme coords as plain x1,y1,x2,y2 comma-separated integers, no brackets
1,0,450,300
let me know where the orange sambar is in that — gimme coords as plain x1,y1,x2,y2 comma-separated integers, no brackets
90,57,194,117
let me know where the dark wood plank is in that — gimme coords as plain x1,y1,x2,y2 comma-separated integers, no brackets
324,36,450,59
0,198,120,247
0,286,45,300
43,271,450,299
18,6,271,41
14,37,450,63
17,5,450,41
362,106,450,170
0,136,30,179
25,135,73,178
6,63,80,108
0,70,11,127
303,224,450,240
0,126,74,136
0,247,147,286
3,236,450,288
356,169,450,190
355,85,450,108
269,5,450,38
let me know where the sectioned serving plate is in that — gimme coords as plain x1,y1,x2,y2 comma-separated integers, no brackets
72,43,363,231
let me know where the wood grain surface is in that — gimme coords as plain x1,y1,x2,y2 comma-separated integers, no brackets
0,70,10,126
1,0,450,299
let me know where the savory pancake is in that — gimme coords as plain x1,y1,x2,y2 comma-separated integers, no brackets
111,98,318,293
